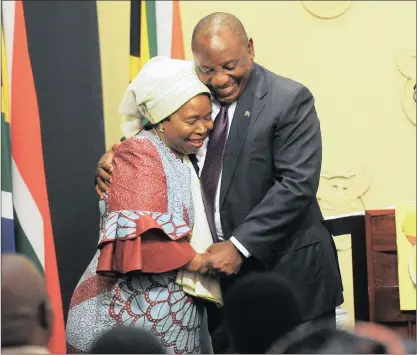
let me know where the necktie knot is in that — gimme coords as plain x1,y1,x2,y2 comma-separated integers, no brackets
219,104,229,114
215,104,229,125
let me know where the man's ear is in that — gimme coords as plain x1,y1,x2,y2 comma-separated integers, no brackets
248,38,255,60
38,300,52,332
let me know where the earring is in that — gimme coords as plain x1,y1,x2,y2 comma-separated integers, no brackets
158,124,164,133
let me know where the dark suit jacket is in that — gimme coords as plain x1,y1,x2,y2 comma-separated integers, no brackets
192,63,344,322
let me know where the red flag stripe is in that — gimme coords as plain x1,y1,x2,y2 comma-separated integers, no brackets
10,2,66,353
171,0,185,60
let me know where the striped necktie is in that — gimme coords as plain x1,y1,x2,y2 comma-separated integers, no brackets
200,104,229,240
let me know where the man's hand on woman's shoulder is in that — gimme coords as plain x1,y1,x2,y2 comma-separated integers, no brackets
95,143,120,198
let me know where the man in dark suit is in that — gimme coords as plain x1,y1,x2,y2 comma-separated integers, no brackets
96,12,343,353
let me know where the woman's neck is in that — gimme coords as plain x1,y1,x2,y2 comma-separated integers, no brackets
151,129,184,161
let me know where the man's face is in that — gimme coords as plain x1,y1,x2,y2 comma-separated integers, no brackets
193,28,254,104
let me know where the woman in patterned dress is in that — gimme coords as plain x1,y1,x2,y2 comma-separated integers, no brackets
66,57,214,354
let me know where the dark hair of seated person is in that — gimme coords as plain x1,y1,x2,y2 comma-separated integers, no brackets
266,321,390,354
223,272,303,354
90,326,165,354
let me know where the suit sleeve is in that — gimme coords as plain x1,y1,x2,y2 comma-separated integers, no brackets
233,86,322,264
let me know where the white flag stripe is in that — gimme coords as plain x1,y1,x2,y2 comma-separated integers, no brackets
12,160,45,269
155,0,173,57
1,191,13,219
2,0,16,108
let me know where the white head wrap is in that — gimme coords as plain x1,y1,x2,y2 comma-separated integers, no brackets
118,56,211,137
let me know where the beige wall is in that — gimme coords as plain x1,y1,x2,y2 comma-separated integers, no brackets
97,1,416,326
97,1,130,149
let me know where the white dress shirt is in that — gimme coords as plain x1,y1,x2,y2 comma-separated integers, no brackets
195,100,251,258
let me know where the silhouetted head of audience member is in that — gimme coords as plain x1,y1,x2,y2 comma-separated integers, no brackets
1,253,52,352
354,321,416,354
266,320,416,354
90,326,165,354
223,272,303,354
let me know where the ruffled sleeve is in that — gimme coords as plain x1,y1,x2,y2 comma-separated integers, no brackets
96,137,195,275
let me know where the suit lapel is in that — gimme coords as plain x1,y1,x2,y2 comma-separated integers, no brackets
188,154,199,175
219,64,267,209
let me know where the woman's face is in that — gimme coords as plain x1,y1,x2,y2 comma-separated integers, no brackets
161,94,213,155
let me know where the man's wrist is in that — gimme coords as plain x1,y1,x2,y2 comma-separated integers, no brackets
230,237,252,258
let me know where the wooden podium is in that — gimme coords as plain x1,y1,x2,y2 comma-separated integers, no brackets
324,209,416,339
365,209,416,339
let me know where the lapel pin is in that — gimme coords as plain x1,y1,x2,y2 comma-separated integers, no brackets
245,111,251,117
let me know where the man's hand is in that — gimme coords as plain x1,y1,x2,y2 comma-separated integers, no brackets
95,143,120,198
199,240,243,277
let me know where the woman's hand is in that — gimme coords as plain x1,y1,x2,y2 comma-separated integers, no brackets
95,143,120,198
184,252,209,272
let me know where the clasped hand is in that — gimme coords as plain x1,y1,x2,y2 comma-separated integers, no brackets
198,240,243,278
94,146,244,278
